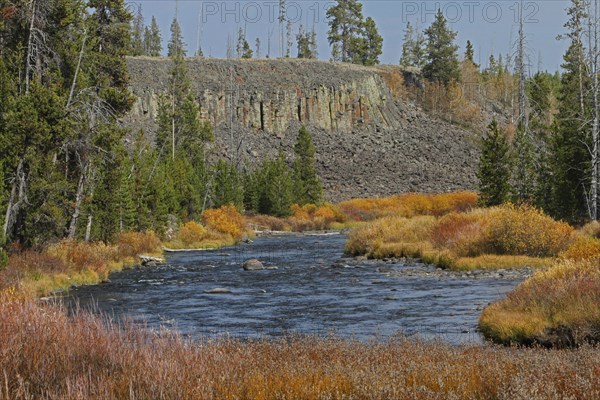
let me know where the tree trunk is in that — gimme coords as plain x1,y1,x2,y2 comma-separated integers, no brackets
24,0,36,94
2,159,26,239
67,168,86,239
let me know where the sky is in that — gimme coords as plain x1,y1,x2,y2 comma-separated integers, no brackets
133,0,571,73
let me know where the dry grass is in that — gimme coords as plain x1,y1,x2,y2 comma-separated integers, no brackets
345,205,576,270
0,232,162,297
480,259,600,346
1,294,600,399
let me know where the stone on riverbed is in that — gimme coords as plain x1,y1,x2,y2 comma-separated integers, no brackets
243,259,265,271
204,288,232,294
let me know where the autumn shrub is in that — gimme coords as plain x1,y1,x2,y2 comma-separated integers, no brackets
177,221,208,246
202,205,246,240
480,259,600,346
559,236,600,261
579,221,600,238
430,209,496,257
338,192,477,221
117,231,162,258
288,203,347,231
245,214,292,232
485,205,575,257
345,215,437,257
47,240,118,272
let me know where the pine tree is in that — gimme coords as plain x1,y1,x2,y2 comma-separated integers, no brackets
477,120,511,206
117,157,136,231
400,22,415,67
465,40,475,65
293,126,323,205
168,18,186,58
144,16,162,56
326,0,364,63
423,9,460,85
354,16,382,66
297,25,312,58
242,39,253,59
549,40,590,223
212,160,244,209
130,6,145,56
265,152,294,216
512,127,535,203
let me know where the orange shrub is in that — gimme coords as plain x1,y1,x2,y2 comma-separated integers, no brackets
117,231,162,258
177,221,208,246
203,205,246,239
430,211,492,257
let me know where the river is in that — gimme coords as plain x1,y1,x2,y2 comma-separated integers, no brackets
65,233,524,344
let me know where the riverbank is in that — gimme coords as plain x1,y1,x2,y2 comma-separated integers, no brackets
1,292,599,399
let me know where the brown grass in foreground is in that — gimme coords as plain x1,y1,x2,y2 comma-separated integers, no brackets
1,295,600,400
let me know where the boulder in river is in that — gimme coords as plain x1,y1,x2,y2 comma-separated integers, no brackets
204,288,232,294
243,259,265,271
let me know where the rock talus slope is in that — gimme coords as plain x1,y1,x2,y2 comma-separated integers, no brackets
125,57,479,202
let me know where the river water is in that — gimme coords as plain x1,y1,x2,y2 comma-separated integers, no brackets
65,233,522,344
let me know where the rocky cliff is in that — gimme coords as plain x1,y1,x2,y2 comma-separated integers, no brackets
125,57,479,202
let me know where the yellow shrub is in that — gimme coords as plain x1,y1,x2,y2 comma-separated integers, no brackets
485,205,575,257
560,236,600,261
203,205,246,239
177,221,208,246
579,221,600,238
117,231,162,257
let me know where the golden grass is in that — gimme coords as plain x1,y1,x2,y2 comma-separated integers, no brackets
480,259,600,346
1,295,600,399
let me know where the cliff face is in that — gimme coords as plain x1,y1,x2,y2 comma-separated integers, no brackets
125,57,479,201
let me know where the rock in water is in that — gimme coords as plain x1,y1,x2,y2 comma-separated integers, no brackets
243,259,265,271
204,288,232,294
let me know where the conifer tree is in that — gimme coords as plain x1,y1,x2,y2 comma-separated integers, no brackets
265,152,294,216
423,9,460,85
144,16,162,56
242,39,253,59
400,22,415,67
477,120,511,206
326,0,364,63
293,126,323,205
130,7,145,56
355,16,382,65
465,40,475,65
212,160,244,209
168,18,186,58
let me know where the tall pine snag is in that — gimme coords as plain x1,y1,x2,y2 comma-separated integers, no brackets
477,120,511,206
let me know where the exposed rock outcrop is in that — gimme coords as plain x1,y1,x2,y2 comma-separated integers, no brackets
125,57,479,201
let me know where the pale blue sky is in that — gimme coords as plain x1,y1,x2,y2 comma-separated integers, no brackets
133,1,570,72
